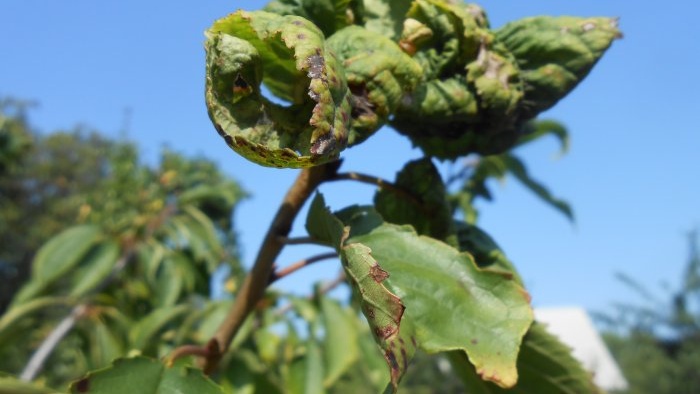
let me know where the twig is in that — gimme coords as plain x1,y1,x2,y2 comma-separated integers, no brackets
195,161,340,374
268,252,338,284
328,171,421,206
275,270,347,317
20,305,87,381
277,236,328,246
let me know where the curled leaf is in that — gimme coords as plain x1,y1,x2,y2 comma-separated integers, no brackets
496,16,622,119
326,26,423,144
264,0,365,37
391,0,525,158
205,11,352,168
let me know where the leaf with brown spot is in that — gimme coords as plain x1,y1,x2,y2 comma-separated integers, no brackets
337,206,533,389
205,11,352,168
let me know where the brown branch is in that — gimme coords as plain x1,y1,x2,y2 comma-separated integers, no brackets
328,171,421,206
276,235,328,246
268,252,338,284
196,161,340,374
274,270,347,317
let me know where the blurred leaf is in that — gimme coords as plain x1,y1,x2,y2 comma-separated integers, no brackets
0,297,69,344
69,240,120,298
448,323,599,393
68,356,223,394
287,339,325,394
515,119,569,155
319,296,359,387
375,158,452,239
128,305,189,351
0,377,60,394
153,257,184,308
86,318,124,368
502,154,574,222
13,226,102,304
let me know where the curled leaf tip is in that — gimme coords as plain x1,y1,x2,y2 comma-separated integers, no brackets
205,11,352,168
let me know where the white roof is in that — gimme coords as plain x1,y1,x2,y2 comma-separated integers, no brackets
534,307,629,392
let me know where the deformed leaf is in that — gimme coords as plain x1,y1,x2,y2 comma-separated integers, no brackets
69,356,223,394
496,16,621,119
447,323,600,393
205,11,352,168
391,0,525,158
326,26,423,144
264,0,364,37
341,242,417,392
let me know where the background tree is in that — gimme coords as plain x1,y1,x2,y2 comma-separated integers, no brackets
0,102,246,388
598,230,700,394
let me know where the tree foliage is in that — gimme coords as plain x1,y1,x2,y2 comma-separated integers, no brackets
0,0,621,392
599,230,700,394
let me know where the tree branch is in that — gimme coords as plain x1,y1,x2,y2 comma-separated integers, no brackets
200,161,340,374
268,252,338,284
328,171,421,206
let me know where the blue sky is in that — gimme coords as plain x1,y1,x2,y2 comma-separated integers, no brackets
2,0,698,315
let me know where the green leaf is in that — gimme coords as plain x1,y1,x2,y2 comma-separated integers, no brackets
341,242,417,392
86,318,124,368
361,0,412,41
287,339,325,394
69,356,223,394
69,240,121,298
264,0,363,37
306,194,414,391
0,297,69,343
128,305,190,351
14,225,102,303
448,323,600,393
391,0,524,158
515,119,569,155
326,26,423,145
453,221,523,286
496,16,621,119
502,154,574,222
205,11,352,168
153,257,184,307
305,193,346,248
346,222,532,388
374,158,452,240
319,296,359,387
0,377,60,394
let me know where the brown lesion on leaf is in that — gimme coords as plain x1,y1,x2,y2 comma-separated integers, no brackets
75,377,90,393
369,264,390,283
349,83,375,119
